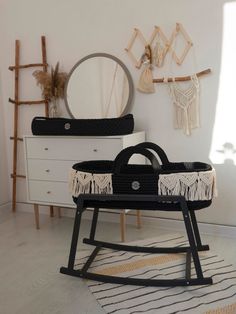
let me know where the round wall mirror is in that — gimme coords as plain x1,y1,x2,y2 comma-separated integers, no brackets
65,53,134,119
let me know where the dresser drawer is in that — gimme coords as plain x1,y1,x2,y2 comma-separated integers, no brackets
26,137,122,160
28,180,74,205
27,159,76,181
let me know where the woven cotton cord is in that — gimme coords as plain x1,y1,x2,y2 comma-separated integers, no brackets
158,169,217,201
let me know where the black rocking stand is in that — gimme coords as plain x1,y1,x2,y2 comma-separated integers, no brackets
60,194,213,287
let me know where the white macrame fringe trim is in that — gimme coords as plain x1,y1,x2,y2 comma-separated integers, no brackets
158,169,217,201
69,169,113,197
69,168,217,201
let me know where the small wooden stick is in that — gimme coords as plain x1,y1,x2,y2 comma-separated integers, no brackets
125,28,139,51
9,63,47,71
153,68,211,83
125,28,147,69
9,98,46,105
170,23,193,65
10,136,23,141
175,44,191,65
10,174,26,178
177,23,193,45
41,36,49,117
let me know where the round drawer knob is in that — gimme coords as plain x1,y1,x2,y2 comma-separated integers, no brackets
47,191,51,194
93,149,98,152
44,148,49,151
45,169,50,173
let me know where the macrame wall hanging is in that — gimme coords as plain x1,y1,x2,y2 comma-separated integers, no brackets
168,74,200,136
125,23,212,136
165,24,199,136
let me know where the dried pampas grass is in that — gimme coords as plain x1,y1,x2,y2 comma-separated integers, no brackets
33,62,68,100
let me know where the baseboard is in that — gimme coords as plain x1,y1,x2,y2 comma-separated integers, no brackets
16,202,236,238
141,215,236,238
0,202,11,211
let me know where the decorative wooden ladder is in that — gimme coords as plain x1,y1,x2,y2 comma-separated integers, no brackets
9,36,54,220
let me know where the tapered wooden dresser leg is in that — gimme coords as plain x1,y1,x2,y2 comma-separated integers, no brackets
50,205,54,217
34,204,40,229
120,211,126,242
136,210,142,229
57,207,61,218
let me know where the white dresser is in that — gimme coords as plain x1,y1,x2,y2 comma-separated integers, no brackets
23,132,145,237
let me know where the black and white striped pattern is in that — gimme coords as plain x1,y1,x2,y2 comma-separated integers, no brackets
75,234,236,314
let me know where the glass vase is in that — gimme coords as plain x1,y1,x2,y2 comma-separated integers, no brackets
49,98,60,118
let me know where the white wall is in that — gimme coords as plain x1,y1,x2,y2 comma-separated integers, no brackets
0,0,235,226
0,71,10,206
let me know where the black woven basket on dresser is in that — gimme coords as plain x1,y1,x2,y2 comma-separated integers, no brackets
70,142,217,211
31,114,134,136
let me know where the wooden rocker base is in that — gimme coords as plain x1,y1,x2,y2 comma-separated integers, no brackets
60,267,213,287
60,194,213,287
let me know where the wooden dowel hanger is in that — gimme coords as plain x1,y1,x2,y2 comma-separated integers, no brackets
153,68,211,83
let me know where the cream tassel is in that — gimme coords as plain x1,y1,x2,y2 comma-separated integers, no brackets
68,169,78,196
158,170,217,201
178,172,198,201
69,169,113,197
69,169,93,197
158,173,180,196
92,173,113,194
198,170,218,200
212,169,218,197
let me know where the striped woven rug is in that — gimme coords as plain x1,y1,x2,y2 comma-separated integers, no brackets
75,234,236,314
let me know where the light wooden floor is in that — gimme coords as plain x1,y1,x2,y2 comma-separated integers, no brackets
0,207,236,314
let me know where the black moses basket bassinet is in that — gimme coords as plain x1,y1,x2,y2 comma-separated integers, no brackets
69,142,217,208
61,142,217,287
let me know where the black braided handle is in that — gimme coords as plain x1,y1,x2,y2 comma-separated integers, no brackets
113,146,160,174
134,142,169,165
